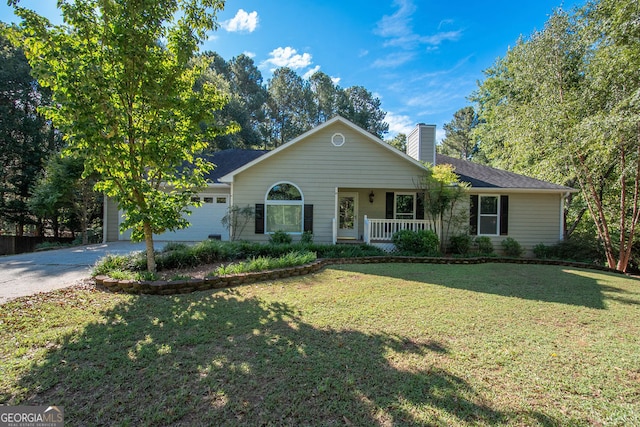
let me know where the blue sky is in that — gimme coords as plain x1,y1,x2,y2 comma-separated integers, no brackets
1,0,584,140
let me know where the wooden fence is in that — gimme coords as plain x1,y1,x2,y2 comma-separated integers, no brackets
0,236,75,256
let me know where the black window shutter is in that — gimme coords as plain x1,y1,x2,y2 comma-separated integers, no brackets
304,204,313,232
416,192,425,220
469,195,478,235
255,203,264,234
385,192,394,219
500,195,509,235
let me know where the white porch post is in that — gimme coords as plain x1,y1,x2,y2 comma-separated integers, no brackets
364,215,370,244
333,187,338,244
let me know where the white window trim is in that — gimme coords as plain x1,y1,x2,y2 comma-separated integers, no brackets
477,194,500,236
265,181,304,234
394,192,416,220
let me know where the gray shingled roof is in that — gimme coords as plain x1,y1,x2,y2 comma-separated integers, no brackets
202,148,571,191
203,149,268,184
436,154,572,191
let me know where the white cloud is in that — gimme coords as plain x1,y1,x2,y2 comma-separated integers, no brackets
222,9,259,33
435,128,446,143
303,65,321,80
331,76,341,85
375,0,416,39
243,51,256,58
372,52,415,68
265,47,313,70
385,111,415,135
374,0,462,61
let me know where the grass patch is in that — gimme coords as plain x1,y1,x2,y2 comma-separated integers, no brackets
1,264,639,425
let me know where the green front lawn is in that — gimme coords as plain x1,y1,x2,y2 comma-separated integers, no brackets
1,263,638,426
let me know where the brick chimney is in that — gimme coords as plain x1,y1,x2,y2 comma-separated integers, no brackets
406,123,436,165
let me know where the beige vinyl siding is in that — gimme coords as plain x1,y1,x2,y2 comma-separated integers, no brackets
507,193,562,252
231,122,425,243
465,192,562,256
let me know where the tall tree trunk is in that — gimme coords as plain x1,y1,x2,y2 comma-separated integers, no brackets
143,220,156,273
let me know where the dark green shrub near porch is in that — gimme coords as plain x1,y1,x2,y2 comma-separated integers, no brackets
391,229,440,256
449,233,473,255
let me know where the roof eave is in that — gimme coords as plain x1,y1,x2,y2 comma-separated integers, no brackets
469,187,577,194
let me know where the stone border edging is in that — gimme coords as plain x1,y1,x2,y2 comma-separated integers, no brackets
92,256,624,296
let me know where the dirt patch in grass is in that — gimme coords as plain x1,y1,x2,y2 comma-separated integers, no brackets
155,262,224,280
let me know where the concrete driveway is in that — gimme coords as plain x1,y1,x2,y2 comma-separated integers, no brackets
0,241,162,304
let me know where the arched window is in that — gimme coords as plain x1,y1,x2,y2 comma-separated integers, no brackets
265,182,303,233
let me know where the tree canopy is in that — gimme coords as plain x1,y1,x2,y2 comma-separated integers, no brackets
0,24,60,235
472,0,640,272
438,106,481,161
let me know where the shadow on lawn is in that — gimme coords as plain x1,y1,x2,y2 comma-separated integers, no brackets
334,263,628,309
16,289,557,426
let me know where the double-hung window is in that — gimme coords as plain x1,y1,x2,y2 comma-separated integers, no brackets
470,195,509,236
479,196,498,235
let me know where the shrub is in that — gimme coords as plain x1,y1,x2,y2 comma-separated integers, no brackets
474,236,494,255
156,247,197,270
449,233,472,255
533,243,552,259
161,242,190,253
211,251,317,276
501,237,523,257
93,254,133,276
533,235,604,264
269,230,292,245
301,231,314,244
392,229,440,256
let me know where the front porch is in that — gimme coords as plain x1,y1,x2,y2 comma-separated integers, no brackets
331,188,436,249
334,216,435,243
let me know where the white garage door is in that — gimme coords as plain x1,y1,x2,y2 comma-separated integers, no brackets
119,194,230,242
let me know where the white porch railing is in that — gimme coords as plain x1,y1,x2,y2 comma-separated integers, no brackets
364,215,437,244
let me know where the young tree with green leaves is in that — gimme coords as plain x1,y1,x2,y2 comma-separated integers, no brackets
13,0,233,272
415,164,469,252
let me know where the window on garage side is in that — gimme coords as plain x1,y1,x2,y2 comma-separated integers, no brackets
265,182,303,233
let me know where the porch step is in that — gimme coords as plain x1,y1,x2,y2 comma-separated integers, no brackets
336,239,365,245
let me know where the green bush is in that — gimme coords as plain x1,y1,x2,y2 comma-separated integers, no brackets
392,229,440,256
156,247,197,270
161,242,190,253
533,243,552,259
449,233,472,255
533,235,604,264
301,231,314,244
501,237,523,257
474,236,494,255
269,230,292,245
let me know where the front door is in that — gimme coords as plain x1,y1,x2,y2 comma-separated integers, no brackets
337,192,358,239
